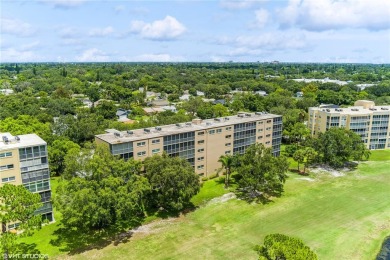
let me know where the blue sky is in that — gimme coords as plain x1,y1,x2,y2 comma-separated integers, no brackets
1,0,390,63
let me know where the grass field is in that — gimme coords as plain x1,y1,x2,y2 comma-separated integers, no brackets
21,150,390,259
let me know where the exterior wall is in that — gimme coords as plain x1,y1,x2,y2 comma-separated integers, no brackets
0,133,54,229
204,126,230,176
0,148,21,186
308,104,390,150
95,113,283,177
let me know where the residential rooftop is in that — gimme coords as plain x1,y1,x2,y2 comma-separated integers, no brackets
310,105,390,115
96,112,280,144
0,132,47,151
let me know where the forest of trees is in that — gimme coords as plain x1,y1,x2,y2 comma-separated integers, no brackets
0,62,387,254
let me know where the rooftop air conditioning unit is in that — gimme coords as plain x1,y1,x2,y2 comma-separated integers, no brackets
127,130,133,135
144,128,151,133
155,127,162,131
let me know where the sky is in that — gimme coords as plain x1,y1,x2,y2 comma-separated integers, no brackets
1,0,390,63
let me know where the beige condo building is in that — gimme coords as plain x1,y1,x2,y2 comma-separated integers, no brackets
95,112,283,177
0,133,53,229
308,100,390,149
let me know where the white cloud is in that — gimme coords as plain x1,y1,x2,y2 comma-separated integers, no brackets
215,32,308,50
0,18,36,37
88,26,114,37
20,41,41,51
279,0,390,31
220,0,259,10
76,48,110,62
59,27,80,38
1,48,43,62
40,0,85,8
130,16,186,40
254,9,269,28
131,54,185,62
114,5,125,13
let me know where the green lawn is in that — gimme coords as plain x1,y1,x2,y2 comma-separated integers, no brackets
367,149,390,161
20,151,390,259
59,158,390,259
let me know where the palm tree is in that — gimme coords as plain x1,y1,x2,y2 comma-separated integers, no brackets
218,155,234,189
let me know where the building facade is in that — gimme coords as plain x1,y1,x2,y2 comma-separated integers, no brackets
0,133,53,228
95,112,282,177
308,100,390,150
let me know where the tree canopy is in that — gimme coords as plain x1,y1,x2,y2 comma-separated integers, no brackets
235,144,289,203
143,154,200,211
256,233,318,260
0,184,42,258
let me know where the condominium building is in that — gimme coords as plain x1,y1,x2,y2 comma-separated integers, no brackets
0,133,53,228
95,112,282,177
308,100,390,149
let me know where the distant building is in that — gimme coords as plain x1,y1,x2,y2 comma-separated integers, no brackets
196,91,205,96
148,99,170,107
95,112,282,177
255,90,267,96
0,89,14,95
293,78,349,86
212,99,226,105
308,100,390,149
356,84,377,90
116,109,132,123
296,91,303,98
179,94,191,101
0,133,53,229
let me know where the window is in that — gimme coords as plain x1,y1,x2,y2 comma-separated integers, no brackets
0,164,14,171
225,143,231,147
2,176,15,183
198,131,205,136
137,141,146,147
266,120,272,123
198,140,205,144
197,165,204,170
41,157,47,164
8,223,20,230
152,149,160,154
226,127,232,131
0,152,12,158
216,129,222,134
152,139,160,144
225,135,231,139
266,134,271,137
265,141,271,145
258,129,263,132
209,130,215,134
137,151,146,157
258,121,263,125
198,148,204,153
197,156,204,161
258,136,263,139
225,151,231,154
266,127,272,131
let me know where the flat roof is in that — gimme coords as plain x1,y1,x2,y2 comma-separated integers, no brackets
96,112,280,145
0,132,47,151
310,106,390,115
